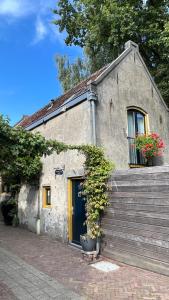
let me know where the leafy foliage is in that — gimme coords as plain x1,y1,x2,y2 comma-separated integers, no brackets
54,0,169,104
0,115,51,189
69,145,114,238
79,145,114,238
1,198,18,226
0,115,113,237
56,55,89,92
136,132,165,159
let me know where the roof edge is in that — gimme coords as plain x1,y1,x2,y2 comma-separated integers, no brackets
93,40,168,112
125,40,139,50
93,47,132,85
136,51,169,112
25,91,88,131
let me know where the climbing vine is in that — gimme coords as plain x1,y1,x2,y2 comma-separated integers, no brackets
71,145,113,238
0,115,114,238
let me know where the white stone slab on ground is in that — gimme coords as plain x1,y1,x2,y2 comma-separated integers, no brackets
91,261,120,272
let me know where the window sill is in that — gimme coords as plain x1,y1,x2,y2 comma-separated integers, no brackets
42,205,52,209
129,164,146,168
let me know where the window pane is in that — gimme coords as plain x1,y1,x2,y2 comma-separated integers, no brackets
46,188,51,205
43,187,51,207
127,109,146,165
127,111,135,138
136,112,145,135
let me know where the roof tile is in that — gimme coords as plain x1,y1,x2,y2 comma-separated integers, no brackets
18,65,108,128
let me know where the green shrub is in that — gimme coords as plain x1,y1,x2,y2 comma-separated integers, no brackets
1,198,18,226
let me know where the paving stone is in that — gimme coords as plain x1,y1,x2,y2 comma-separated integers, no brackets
11,286,34,300
1,224,169,299
0,246,83,300
30,289,47,297
0,281,18,300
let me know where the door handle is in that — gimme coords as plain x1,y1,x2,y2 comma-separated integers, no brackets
78,191,82,197
72,206,74,215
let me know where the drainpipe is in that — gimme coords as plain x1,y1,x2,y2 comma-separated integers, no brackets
87,87,100,256
36,185,41,235
87,88,97,145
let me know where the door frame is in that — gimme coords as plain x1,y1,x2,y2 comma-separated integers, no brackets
127,106,150,167
127,106,150,136
67,177,85,243
68,178,73,242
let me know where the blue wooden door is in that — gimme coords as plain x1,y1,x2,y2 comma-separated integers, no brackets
72,179,87,245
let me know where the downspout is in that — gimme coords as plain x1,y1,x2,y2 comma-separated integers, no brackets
91,100,96,145
36,185,41,235
87,86,100,256
87,88,97,145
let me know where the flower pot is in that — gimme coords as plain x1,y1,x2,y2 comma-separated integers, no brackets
147,156,164,167
1,198,17,226
80,235,96,252
147,158,153,166
152,156,164,166
1,202,14,225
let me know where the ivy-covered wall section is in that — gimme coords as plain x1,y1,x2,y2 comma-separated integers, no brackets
0,115,114,238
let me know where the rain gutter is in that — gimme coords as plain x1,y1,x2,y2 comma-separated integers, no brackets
25,91,88,131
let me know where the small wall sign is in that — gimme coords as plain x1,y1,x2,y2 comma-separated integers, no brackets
54,166,65,176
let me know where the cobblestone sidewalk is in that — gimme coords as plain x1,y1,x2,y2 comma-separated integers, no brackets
0,281,17,300
0,247,84,300
0,224,169,299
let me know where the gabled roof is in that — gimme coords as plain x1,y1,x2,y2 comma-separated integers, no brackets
18,65,108,129
18,40,168,129
91,40,168,111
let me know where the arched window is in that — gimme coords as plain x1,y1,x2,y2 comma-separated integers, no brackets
127,109,147,165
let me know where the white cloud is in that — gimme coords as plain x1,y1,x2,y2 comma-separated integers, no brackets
0,0,64,44
0,0,34,18
32,17,48,44
48,23,66,43
0,0,55,18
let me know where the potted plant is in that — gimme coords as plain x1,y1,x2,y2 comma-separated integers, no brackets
1,198,18,226
78,145,113,253
80,218,101,252
135,133,165,166
80,232,96,252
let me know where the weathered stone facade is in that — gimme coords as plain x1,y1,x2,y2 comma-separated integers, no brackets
96,45,169,168
15,41,169,241
18,100,91,240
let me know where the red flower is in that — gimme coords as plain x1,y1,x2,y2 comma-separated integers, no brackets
158,140,165,149
151,133,160,139
136,132,165,159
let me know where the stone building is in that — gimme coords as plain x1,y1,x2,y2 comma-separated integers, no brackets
9,41,169,244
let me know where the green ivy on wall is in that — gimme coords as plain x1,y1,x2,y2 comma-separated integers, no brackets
0,115,114,238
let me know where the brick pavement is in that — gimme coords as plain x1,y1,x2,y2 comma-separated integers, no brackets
0,281,17,300
0,247,84,300
0,224,169,299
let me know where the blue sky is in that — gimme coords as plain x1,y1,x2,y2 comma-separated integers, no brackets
0,0,82,125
